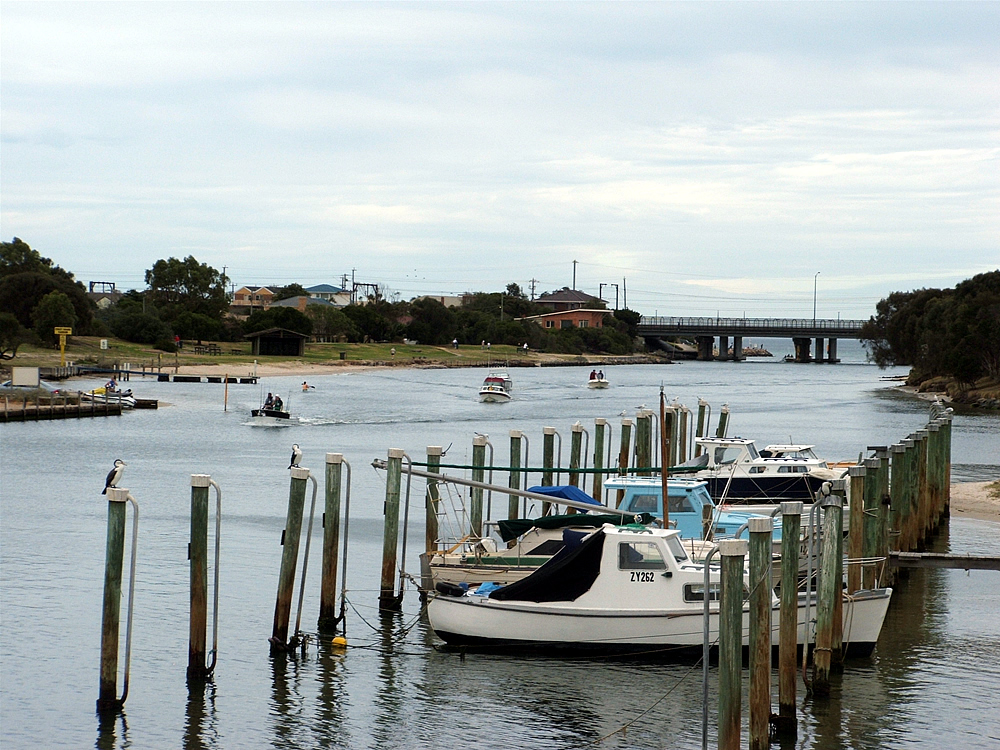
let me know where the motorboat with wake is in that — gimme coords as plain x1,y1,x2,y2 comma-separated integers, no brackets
479,369,513,402
250,393,293,427
587,370,609,389
428,523,892,657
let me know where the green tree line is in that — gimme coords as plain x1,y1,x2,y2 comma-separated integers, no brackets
861,270,1000,385
1,239,642,357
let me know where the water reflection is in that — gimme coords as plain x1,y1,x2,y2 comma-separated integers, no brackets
95,711,128,750
313,638,351,749
269,653,307,749
183,677,218,750
371,612,406,750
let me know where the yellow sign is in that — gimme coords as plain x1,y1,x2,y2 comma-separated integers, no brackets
54,326,73,335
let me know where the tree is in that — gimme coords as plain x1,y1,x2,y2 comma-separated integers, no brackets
406,298,456,345
0,312,28,359
306,306,358,342
342,304,396,342
109,311,175,347
613,308,641,340
145,256,229,321
31,291,77,346
172,311,221,344
273,283,309,301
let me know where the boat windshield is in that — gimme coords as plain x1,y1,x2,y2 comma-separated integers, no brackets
665,536,689,562
713,446,744,465
617,541,666,570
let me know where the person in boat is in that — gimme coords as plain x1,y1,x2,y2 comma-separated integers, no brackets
263,392,274,409
272,395,283,411
590,370,597,380
597,370,604,380
106,378,118,392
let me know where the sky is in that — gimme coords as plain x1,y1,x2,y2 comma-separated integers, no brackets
2,2,997,320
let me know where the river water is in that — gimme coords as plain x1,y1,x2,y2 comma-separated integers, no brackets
2,341,999,749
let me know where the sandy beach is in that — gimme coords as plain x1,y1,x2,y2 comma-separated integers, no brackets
950,481,1000,523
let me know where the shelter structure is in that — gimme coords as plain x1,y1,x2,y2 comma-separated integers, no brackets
245,327,308,356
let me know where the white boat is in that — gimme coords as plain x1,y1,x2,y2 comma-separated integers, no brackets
677,437,843,503
479,371,512,402
587,377,609,389
428,524,892,657
80,386,136,409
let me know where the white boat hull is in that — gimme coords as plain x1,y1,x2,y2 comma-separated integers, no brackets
429,587,891,657
587,379,610,389
479,390,512,403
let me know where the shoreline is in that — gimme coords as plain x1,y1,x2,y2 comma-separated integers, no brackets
949,481,1000,523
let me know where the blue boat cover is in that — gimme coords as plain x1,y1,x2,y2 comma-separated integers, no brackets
526,485,601,506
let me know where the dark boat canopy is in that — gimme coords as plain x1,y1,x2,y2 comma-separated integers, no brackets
497,511,653,543
490,529,606,603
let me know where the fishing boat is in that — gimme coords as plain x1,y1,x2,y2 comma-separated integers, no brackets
427,523,892,657
677,437,843,503
250,393,293,426
479,370,513,402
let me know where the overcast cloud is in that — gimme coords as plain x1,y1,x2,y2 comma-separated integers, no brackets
2,2,997,318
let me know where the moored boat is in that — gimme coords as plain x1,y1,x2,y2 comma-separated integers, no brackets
427,524,891,657
479,370,513,402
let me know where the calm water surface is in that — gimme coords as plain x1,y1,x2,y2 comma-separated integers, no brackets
2,346,999,749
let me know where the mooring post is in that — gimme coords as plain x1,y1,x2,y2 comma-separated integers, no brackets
591,419,606,502
887,444,906,586
378,449,404,612
569,422,583,491
471,436,486,536
715,403,730,438
914,430,929,547
898,439,915,554
635,410,652,476
927,423,942,532
188,474,211,677
271,467,309,652
847,465,866,594
874,448,891,584
748,517,772,750
942,415,952,514
812,490,843,695
830,480,846,668
98,487,134,712
616,418,632,507
694,398,709,456
507,432,522,529
318,453,344,634
424,447,442,554
718,538,748,750
776,501,802,736
677,405,689,465
861,458,880,589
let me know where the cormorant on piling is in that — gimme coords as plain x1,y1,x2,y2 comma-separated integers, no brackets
289,444,302,469
103,459,127,494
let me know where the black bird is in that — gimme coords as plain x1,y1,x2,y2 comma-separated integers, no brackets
103,459,126,494
289,444,302,469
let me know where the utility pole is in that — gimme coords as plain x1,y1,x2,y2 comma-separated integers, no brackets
813,271,821,324
622,277,627,309
529,278,537,301
572,260,578,290
611,283,619,310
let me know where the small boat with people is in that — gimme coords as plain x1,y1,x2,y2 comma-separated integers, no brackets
250,392,292,426
80,379,137,408
479,369,513,402
427,522,892,657
587,369,609,388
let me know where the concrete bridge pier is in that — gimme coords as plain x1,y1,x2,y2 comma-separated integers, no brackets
827,338,839,363
719,336,729,360
732,336,745,361
697,336,714,361
814,337,825,363
793,337,812,362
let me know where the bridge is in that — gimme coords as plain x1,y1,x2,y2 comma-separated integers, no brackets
637,316,867,363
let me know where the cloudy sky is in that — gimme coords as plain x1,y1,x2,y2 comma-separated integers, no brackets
2,2,997,319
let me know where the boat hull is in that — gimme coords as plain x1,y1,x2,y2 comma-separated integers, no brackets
587,379,610,389
428,588,891,658
479,391,512,403
250,408,293,427
701,474,828,502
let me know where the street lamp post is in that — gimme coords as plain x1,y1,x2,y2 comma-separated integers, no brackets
813,272,821,325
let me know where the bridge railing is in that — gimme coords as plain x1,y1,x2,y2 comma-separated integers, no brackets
638,316,866,332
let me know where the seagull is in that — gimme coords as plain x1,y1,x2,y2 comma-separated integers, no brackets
103,459,126,494
288,444,302,469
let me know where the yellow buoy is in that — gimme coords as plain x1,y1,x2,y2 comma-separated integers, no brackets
331,636,347,650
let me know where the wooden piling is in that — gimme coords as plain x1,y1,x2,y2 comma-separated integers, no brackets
508,431,522,527
318,453,344,634
776,501,802,736
635,410,652,476
898,439,915,554
831,480,845,669
378,449,404,612
188,475,211,677
677,406,689,464
748,517,772,750
887,444,906,585
715,404,730,438
718,538,748,750
568,423,583,489
847,465,865,594
542,427,555,514
861,458,881,589
874,449,890,584
471,436,486,536
695,398,708,456
914,430,929,547
928,423,943,531
616,418,632,507
271,467,310,651
591,419,606,502
813,492,843,695
98,487,129,711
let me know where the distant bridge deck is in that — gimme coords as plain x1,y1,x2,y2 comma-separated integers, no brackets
638,316,866,338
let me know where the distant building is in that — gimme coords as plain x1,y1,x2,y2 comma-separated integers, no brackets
536,287,605,312
516,309,610,330
232,286,277,310
244,327,307,356
305,284,352,307
270,295,337,314
412,294,465,308
87,281,123,309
